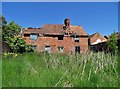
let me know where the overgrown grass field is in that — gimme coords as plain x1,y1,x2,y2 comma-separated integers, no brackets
2,52,118,87
0,60,2,88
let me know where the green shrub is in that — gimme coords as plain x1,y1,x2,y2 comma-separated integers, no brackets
106,33,118,53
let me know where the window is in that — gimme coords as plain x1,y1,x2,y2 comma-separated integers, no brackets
74,37,79,42
24,34,29,37
32,45,37,50
58,47,64,52
30,34,38,40
90,46,97,51
58,36,64,40
75,46,80,53
45,46,51,53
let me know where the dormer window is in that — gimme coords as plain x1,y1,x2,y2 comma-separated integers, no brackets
30,34,38,40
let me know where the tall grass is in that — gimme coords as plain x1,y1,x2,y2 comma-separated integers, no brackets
2,52,118,87
0,60,2,88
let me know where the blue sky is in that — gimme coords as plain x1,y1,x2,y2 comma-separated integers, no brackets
2,2,118,36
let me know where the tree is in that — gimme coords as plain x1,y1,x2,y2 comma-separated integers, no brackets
2,21,22,41
8,35,34,53
106,33,118,53
0,16,7,37
2,16,34,53
0,15,7,25
8,36,25,53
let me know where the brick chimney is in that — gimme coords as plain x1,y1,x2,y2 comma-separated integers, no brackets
64,18,70,27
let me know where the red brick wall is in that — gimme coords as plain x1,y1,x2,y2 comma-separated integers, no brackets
23,35,88,54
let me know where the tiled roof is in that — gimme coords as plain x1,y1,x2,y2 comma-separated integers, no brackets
22,28,42,34
42,24,64,35
22,24,87,35
89,32,107,45
89,32,100,38
115,32,120,39
70,26,87,35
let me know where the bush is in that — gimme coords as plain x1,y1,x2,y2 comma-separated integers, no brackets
3,52,18,60
2,19,34,53
7,36,34,53
106,33,118,53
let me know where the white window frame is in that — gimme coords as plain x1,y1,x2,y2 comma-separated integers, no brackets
58,46,64,53
74,37,80,42
30,34,38,40
32,45,37,50
44,46,51,53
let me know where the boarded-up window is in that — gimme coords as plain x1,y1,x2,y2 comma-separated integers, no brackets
45,46,51,53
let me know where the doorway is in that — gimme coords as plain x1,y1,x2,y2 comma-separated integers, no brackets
75,46,80,53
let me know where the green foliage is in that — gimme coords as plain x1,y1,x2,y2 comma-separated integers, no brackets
2,16,34,53
0,15,7,25
25,44,34,52
6,35,34,53
0,60,1,89
8,36,25,53
106,33,118,53
2,21,22,41
2,52,118,87
3,52,18,60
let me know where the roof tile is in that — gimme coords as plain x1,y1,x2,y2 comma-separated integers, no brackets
22,24,87,36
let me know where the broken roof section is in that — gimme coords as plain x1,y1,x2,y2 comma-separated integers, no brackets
42,24,64,35
89,32,107,45
22,28,42,35
22,24,88,36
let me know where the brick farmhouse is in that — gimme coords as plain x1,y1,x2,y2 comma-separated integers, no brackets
21,18,88,54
